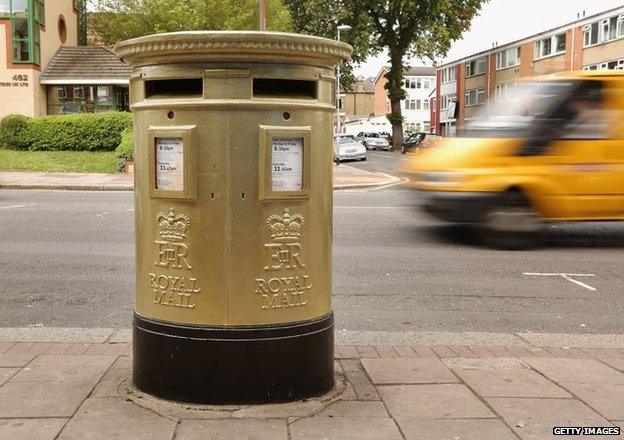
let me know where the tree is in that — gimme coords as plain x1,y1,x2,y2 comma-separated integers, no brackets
89,0,293,46
353,0,487,149
285,0,486,149
282,0,371,90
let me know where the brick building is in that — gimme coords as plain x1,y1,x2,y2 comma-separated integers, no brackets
432,5,624,136
0,0,128,119
374,66,436,133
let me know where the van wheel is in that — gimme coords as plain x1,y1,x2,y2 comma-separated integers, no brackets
481,192,542,250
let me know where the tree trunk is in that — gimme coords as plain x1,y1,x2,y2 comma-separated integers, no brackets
390,98,403,150
385,52,406,150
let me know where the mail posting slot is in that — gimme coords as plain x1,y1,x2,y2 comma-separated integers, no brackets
115,31,352,404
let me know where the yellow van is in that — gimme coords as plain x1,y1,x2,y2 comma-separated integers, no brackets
402,71,624,248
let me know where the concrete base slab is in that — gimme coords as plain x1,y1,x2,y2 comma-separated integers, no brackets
379,384,495,419
0,381,94,417
362,358,458,384
454,368,571,398
562,383,624,420
396,418,517,440
0,418,67,440
290,417,402,440
488,397,611,440
176,419,287,440
525,358,624,384
58,398,176,440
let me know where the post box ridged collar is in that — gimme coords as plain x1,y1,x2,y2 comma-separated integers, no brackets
115,31,353,69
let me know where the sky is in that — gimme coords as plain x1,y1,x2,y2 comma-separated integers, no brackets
354,0,624,78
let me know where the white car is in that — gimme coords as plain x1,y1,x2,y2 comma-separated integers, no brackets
333,135,367,162
357,132,390,151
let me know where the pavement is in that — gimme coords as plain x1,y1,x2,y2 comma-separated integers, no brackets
0,329,623,440
0,164,400,191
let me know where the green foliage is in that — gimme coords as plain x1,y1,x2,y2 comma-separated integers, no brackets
282,0,372,90
385,112,403,125
356,0,488,148
0,112,132,152
0,114,31,150
114,127,135,171
91,0,293,46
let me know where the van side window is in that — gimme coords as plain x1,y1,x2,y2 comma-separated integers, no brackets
559,81,609,140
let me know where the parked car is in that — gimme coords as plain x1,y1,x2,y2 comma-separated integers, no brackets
401,132,443,154
402,71,624,249
333,135,367,162
357,132,391,151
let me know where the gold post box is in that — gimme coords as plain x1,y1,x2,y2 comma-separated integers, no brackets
115,32,351,404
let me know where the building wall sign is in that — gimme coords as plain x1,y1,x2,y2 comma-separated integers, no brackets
0,74,30,88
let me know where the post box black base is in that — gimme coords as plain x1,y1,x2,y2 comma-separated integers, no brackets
132,313,335,404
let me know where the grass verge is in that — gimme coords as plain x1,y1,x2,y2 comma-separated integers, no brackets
0,149,118,173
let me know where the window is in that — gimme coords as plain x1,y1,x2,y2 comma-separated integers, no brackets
534,33,566,59
465,88,485,107
423,79,430,89
0,0,9,15
404,99,422,111
441,67,456,83
618,14,624,37
583,22,599,47
423,99,429,111
10,0,43,64
466,58,486,77
441,94,456,110
496,47,521,70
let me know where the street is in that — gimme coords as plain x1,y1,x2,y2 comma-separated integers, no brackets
1,151,624,334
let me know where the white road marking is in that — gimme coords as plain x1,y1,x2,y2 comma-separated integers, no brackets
0,203,36,210
523,272,597,291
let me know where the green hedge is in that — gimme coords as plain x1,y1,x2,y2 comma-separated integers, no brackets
0,114,30,150
114,127,134,171
0,112,132,152
114,127,134,160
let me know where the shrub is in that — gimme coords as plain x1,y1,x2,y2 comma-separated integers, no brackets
0,112,133,152
27,112,133,152
114,127,134,171
0,114,31,150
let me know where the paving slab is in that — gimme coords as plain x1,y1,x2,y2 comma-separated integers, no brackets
0,381,93,417
108,329,132,343
487,397,611,440
518,332,624,348
335,330,527,346
442,357,528,370
58,398,176,440
175,419,287,440
339,359,380,400
526,358,624,384
361,358,458,385
0,368,18,387
600,358,624,372
0,418,67,440
395,418,517,440
12,355,116,383
0,354,36,367
562,383,624,420
454,368,571,398
290,416,402,440
314,401,389,418
0,328,115,343
379,384,495,419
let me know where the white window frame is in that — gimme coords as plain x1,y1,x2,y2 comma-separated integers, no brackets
583,22,600,47
466,57,486,77
534,32,566,60
465,88,485,107
618,14,624,38
423,99,429,111
496,47,521,70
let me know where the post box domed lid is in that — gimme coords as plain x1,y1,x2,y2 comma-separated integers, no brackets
115,31,352,68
